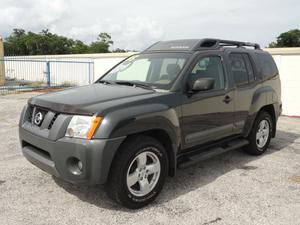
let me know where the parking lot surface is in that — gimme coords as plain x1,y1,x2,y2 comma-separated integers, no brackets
0,93,299,225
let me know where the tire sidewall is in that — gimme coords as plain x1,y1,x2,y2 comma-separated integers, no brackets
120,138,168,206
253,112,272,152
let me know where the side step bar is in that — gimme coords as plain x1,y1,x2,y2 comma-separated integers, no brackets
178,139,249,169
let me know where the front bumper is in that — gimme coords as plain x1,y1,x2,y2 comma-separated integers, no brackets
19,126,125,185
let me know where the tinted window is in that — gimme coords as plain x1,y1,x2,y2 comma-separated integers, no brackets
188,56,225,90
243,54,255,82
229,53,248,86
256,53,278,78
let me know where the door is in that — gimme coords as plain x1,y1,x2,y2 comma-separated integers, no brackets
228,52,258,132
181,54,235,149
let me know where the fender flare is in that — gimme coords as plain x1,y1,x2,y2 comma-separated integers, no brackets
242,86,279,137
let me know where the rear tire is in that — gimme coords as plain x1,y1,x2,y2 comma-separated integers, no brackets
243,111,273,155
105,135,168,209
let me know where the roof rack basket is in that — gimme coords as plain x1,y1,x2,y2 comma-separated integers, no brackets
197,39,261,50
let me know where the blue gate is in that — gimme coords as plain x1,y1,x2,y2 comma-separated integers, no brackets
0,57,94,94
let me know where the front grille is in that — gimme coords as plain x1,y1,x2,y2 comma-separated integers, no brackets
48,113,58,129
27,106,34,122
26,105,59,130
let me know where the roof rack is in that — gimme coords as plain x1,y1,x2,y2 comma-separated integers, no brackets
142,38,261,53
196,38,261,50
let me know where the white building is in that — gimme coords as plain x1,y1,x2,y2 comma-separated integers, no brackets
265,48,300,117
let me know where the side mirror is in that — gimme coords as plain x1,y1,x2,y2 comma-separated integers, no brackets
191,78,215,92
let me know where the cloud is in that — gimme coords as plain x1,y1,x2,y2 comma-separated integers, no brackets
0,0,165,52
65,17,165,51
0,0,69,34
0,0,300,50
115,17,164,50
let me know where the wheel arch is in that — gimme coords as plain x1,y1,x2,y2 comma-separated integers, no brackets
243,85,280,138
98,104,181,183
243,104,277,138
108,129,178,180
135,129,177,177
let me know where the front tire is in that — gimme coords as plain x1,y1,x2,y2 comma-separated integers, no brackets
106,135,168,209
243,111,273,155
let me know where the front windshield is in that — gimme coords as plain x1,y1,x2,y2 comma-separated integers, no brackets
99,53,189,90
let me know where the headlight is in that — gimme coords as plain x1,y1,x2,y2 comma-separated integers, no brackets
65,115,102,139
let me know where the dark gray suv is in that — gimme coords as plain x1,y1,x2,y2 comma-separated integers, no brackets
19,39,282,208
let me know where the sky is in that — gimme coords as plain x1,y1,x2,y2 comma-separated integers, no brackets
0,0,300,51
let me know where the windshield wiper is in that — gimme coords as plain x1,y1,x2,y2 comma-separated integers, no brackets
114,81,154,90
97,80,114,85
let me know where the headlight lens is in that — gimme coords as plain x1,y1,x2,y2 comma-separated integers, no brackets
65,115,102,139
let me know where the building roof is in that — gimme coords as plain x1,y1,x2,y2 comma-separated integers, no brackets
265,47,300,55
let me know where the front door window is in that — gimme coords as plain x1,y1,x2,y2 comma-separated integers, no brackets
188,56,225,90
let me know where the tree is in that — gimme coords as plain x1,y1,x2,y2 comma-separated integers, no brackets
269,29,300,48
3,29,83,55
98,33,113,45
88,33,113,53
3,29,117,55
12,28,26,38
70,40,89,54
112,48,127,53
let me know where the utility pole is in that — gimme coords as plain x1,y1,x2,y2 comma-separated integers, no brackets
0,36,5,85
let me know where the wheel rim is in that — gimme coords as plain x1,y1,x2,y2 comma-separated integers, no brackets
256,119,270,149
126,149,161,197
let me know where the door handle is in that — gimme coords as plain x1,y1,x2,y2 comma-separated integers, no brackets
223,95,232,104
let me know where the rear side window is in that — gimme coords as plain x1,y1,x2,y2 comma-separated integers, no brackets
243,54,255,82
256,53,278,79
229,53,249,86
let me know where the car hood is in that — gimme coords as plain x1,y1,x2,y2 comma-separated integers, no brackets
28,83,158,115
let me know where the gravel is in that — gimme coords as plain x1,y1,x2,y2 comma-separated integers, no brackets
0,92,299,225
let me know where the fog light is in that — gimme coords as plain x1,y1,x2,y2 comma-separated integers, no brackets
67,157,83,175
